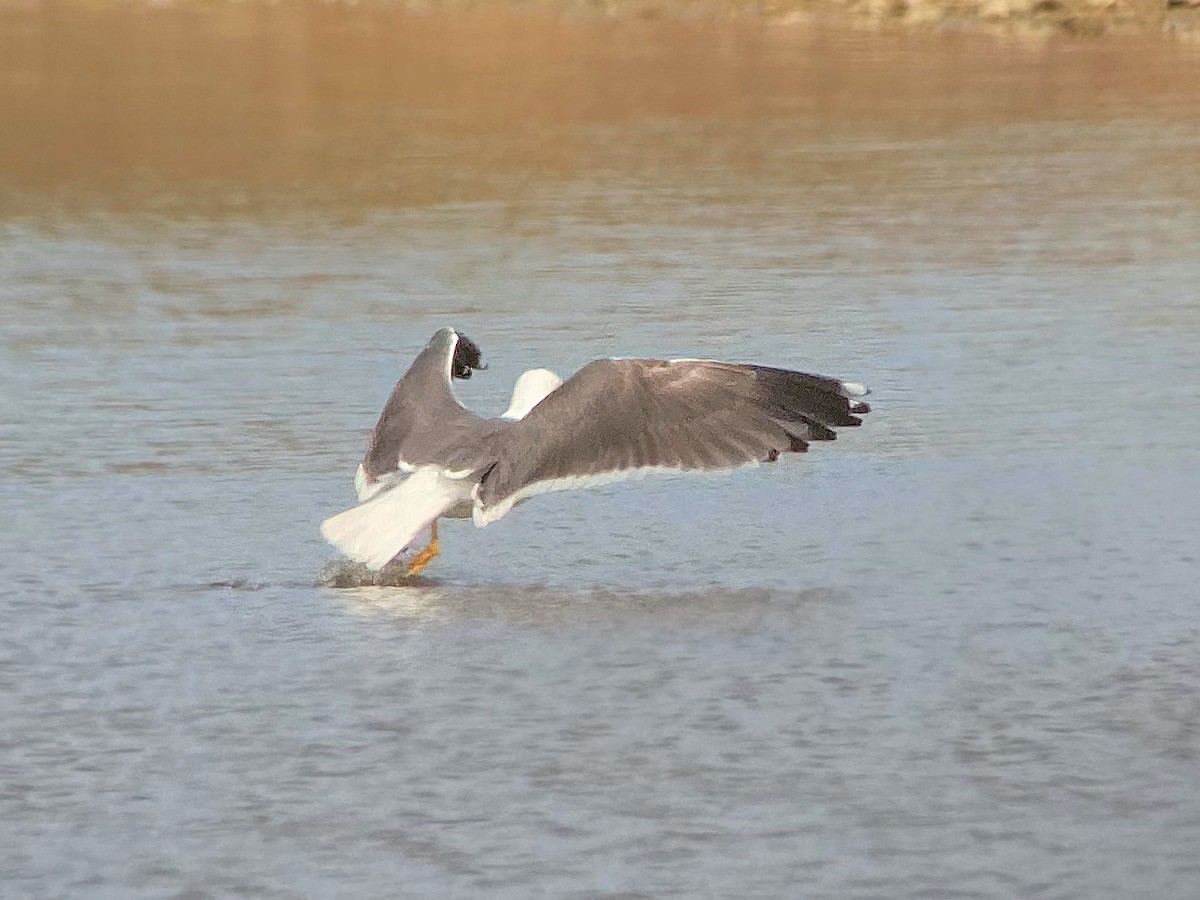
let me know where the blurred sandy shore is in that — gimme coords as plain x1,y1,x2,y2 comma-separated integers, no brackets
3,0,1197,38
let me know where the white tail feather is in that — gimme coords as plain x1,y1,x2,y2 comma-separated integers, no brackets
320,468,467,570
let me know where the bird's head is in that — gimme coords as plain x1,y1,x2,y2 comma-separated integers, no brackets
450,329,487,380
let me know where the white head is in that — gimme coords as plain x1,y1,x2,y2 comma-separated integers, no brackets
501,368,564,420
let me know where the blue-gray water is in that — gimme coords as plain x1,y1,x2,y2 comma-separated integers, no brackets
2,10,1200,898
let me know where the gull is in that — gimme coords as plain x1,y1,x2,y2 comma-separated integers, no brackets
321,327,871,574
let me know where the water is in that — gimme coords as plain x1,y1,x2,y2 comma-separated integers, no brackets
3,8,1200,898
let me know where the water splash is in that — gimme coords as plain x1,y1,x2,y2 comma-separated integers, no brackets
317,559,434,589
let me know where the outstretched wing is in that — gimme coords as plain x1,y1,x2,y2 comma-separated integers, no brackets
473,358,870,524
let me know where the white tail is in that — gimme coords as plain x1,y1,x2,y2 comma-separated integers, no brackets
320,468,468,570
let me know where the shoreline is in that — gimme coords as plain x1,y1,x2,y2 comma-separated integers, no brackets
1,0,1197,39
500,0,1199,38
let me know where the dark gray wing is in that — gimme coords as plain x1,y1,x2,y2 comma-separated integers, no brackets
474,358,870,522
362,329,504,480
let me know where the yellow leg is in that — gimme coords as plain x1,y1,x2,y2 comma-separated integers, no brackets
406,521,440,576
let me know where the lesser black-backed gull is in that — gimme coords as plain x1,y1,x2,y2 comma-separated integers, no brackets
321,327,872,574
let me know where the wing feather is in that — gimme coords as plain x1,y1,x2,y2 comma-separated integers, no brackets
361,334,502,481
474,358,870,523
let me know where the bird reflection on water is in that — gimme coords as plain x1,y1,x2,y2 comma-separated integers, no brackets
319,558,844,630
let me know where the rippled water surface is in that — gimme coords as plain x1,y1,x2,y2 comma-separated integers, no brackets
3,8,1200,898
